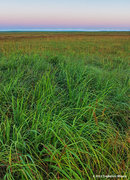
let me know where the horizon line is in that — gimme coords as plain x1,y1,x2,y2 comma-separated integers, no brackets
0,29,130,32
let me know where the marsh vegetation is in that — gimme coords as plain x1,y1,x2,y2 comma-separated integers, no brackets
0,32,129,179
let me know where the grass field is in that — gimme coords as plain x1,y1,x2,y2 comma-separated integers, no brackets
0,32,130,179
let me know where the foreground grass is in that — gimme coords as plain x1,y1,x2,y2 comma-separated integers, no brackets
0,32,129,179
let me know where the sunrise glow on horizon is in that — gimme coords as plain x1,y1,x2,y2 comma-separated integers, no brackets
0,0,130,31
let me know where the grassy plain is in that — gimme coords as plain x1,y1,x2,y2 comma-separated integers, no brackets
0,32,130,179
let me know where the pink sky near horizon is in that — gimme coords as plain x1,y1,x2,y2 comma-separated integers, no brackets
0,0,130,30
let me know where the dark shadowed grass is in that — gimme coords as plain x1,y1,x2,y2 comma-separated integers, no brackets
0,32,130,179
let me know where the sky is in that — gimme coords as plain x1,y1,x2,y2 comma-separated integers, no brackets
0,0,130,31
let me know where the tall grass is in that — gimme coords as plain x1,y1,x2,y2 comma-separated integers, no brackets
0,32,129,179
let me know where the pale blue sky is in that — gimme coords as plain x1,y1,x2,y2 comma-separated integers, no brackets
0,0,130,30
